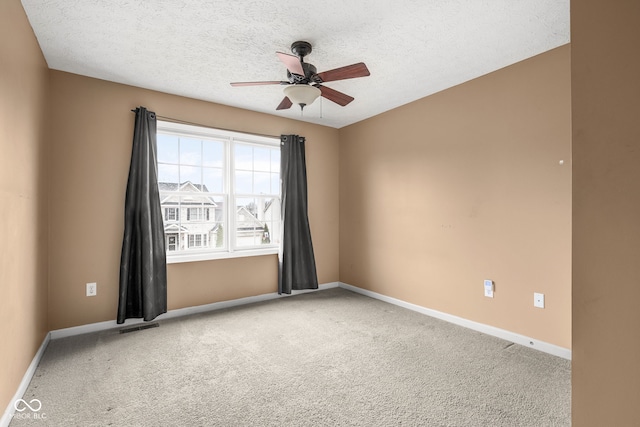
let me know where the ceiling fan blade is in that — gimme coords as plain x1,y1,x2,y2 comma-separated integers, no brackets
276,97,293,110
276,52,305,76
315,62,370,83
230,81,286,87
318,85,355,106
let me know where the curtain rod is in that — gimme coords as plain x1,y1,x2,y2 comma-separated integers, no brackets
130,109,280,140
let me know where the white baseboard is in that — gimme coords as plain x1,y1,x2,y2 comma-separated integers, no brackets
50,282,340,340
338,282,571,360
1,332,51,427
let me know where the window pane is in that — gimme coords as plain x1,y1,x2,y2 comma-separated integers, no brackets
157,134,179,164
263,220,279,245
235,171,252,194
253,147,270,172
181,166,201,187
235,197,261,247
271,149,280,171
235,144,253,170
203,140,223,168
179,165,223,251
236,197,257,216
262,199,280,245
158,164,179,187
203,168,223,193
180,137,202,166
166,195,220,251
233,196,279,248
271,173,280,194
254,172,270,194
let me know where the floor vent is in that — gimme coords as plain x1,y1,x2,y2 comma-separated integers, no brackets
119,323,159,334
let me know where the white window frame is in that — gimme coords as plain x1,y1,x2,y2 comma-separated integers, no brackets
157,120,281,264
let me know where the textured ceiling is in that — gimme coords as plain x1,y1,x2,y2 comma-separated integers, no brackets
21,0,569,129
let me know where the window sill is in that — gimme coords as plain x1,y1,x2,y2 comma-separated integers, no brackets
166,247,279,264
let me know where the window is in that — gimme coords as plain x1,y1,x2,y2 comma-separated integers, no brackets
188,234,208,248
187,207,204,221
165,208,179,222
157,121,281,263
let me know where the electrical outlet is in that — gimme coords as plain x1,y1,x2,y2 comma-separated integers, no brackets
534,292,544,308
86,282,97,297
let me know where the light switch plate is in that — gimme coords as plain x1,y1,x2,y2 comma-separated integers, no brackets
484,280,494,298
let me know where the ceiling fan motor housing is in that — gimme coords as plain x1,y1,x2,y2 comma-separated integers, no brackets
291,41,312,58
287,63,318,83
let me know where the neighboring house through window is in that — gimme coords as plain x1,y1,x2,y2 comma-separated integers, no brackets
156,121,281,263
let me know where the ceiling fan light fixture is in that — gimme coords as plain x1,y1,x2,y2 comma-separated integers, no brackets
283,84,321,110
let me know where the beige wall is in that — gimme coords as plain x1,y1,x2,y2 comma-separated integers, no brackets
18,0,640,421
571,1,640,425
47,71,339,330
0,0,50,415
339,45,572,348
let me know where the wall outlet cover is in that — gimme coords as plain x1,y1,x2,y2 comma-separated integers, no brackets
534,292,545,308
86,282,97,297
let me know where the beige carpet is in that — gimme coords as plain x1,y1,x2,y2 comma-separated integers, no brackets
10,288,570,426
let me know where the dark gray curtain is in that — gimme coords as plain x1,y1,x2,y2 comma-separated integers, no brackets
117,107,167,324
278,134,318,294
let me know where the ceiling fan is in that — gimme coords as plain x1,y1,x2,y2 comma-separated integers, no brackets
230,41,370,111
